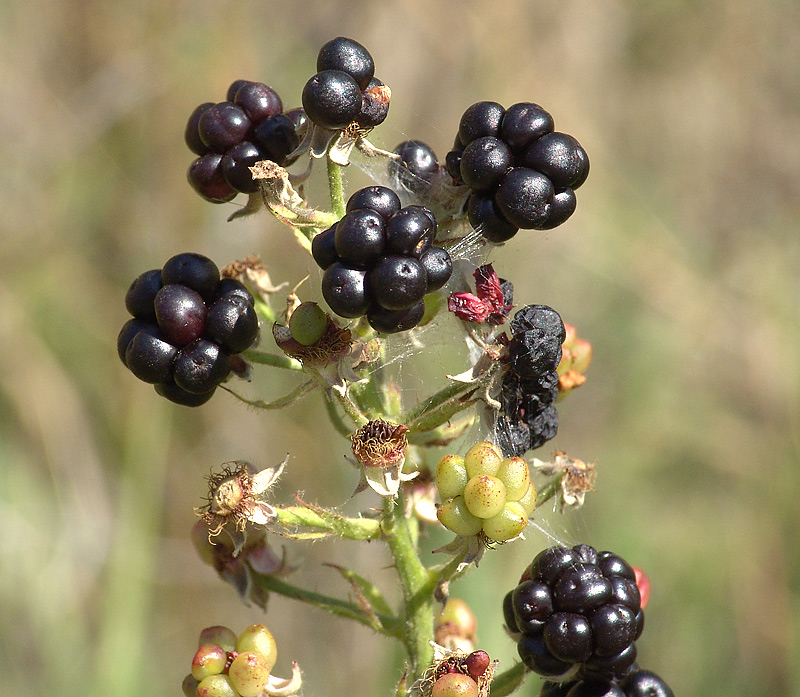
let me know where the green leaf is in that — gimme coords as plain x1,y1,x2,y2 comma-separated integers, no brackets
325,563,394,618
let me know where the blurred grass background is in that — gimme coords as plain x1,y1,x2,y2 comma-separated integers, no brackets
1,1,798,695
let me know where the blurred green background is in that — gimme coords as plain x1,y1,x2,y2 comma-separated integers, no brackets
1,1,798,695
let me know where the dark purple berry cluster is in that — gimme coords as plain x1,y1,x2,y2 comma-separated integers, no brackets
539,666,675,697
185,80,305,203
446,101,589,243
311,186,453,333
504,545,644,682
388,140,441,196
302,37,389,131
496,305,565,457
118,253,259,406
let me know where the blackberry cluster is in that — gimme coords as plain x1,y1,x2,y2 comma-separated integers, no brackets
496,305,565,457
539,667,675,697
446,101,589,243
185,80,304,203
118,253,259,406
388,140,441,195
312,185,453,333
302,37,390,131
503,545,644,682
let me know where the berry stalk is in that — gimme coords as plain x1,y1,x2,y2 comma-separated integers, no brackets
327,150,347,219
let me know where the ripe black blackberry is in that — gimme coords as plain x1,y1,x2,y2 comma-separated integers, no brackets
495,305,564,456
184,80,300,203
445,101,589,242
538,667,674,697
119,253,259,405
504,545,643,681
302,38,390,132
313,186,452,333
388,140,441,195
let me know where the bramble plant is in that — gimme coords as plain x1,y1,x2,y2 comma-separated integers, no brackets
118,37,674,697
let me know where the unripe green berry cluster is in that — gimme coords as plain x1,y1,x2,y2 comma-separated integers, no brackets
183,624,278,697
435,441,537,542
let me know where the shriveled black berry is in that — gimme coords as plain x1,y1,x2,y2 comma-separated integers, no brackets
322,263,370,318
173,339,231,394
187,154,238,203
620,669,674,697
590,604,637,657
389,141,439,193
368,255,427,311
553,564,613,613
346,185,401,220
528,403,559,449
538,188,577,229
386,207,434,257
118,318,155,365
232,81,282,123
512,304,566,342
530,546,582,586
458,101,506,144
356,77,390,128
316,37,375,90
125,326,177,384
467,193,518,243
125,268,162,321
460,136,513,192
198,102,251,153
419,247,452,292
185,102,214,155
523,132,589,189
161,253,220,301
254,114,300,164
205,295,259,353
565,679,625,697
216,277,254,305
311,224,339,270
494,414,531,458
495,167,555,229
544,612,593,663
222,141,265,194
334,209,386,268
512,580,554,633
302,70,362,130
517,632,572,677
155,380,215,407
499,102,554,153
367,301,425,334
154,284,207,346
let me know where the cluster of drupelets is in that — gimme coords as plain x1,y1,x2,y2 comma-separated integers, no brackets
115,35,677,697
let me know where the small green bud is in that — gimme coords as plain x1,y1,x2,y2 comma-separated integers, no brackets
463,441,502,478
198,626,238,653
196,673,237,697
495,457,531,501
436,454,468,500
516,482,537,515
236,624,278,674
482,501,527,542
437,496,483,537
228,651,270,697
463,475,506,519
288,302,327,345
191,643,227,681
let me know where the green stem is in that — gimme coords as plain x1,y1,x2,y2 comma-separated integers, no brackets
324,396,353,437
327,153,346,219
253,295,277,323
243,350,303,371
221,380,316,410
534,476,561,509
330,385,369,427
250,573,400,635
381,496,435,679
275,505,381,541
399,379,481,427
489,662,527,697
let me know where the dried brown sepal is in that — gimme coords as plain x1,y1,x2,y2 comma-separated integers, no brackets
534,450,597,509
350,419,408,469
221,255,289,299
272,318,352,366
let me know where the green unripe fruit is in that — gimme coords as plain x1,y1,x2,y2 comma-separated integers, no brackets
228,652,271,697
196,674,237,697
236,624,277,674
435,597,477,641
436,454,469,499
437,495,483,536
464,441,502,478
431,673,479,697
482,501,528,542
495,456,531,501
463,475,506,519
198,626,237,653
182,674,199,697
191,643,228,681
517,482,537,515
288,302,327,345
